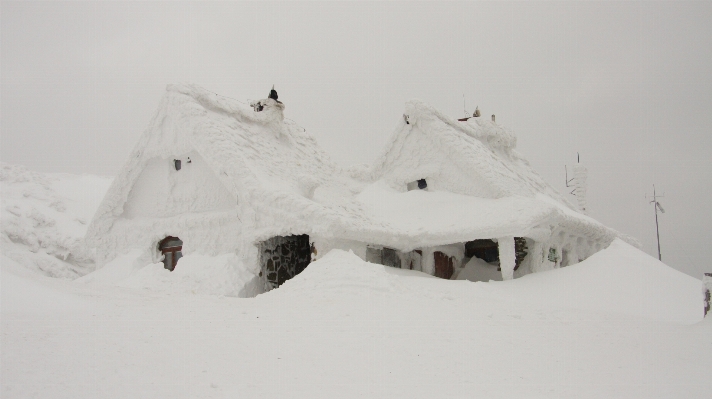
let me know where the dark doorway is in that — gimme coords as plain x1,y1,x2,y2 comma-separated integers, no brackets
159,236,183,271
465,238,528,271
434,251,455,279
259,234,311,289
465,239,499,263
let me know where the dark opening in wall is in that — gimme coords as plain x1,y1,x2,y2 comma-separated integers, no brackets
514,237,528,270
158,236,183,271
366,246,402,268
259,234,311,290
465,237,529,270
465,237,528,271
465,239,499,263
174,159,181,171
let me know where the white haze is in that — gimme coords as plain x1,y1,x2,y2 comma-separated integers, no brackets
1,1,711,278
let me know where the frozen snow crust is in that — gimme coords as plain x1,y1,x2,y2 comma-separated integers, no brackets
85,84,632,275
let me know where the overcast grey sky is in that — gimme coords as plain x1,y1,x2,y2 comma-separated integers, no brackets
2,1,711,278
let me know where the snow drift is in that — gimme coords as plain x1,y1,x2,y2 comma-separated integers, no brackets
0,163,112,278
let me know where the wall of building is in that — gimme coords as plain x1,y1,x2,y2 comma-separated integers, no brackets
122,151,237,219
94,210,241,267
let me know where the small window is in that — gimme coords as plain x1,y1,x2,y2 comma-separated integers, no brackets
174,159,181,171
407,179,428,191
548,247,559,263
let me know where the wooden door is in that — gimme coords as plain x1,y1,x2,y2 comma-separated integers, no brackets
159,236,183,271
434,251,454,279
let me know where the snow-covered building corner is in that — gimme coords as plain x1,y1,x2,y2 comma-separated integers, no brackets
85,83,635,296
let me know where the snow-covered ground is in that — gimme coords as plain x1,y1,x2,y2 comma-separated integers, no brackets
2,165,710,398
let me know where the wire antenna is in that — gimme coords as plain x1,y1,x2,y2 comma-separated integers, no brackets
646,185,665,261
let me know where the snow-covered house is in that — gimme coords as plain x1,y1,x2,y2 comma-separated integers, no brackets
86,84,631,293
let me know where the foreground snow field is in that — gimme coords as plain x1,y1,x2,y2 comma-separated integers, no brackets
2,240,711,398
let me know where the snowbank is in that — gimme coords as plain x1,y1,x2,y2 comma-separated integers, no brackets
0,255,91,314
78,251,263,298
500,239,704,324
0,163,112,278
267,239,704,324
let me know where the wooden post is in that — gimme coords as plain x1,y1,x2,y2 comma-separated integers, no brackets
499,236,516,280
704,273,712,318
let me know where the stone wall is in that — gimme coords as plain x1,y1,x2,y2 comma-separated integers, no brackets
259,234,311,290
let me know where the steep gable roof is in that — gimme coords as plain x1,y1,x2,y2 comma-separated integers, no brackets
86,84,347,243
372,99,576,208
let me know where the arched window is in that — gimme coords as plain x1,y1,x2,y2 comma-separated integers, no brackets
158,236,183,271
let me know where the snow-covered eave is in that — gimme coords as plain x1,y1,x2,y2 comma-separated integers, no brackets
330,221,553,253
536,193,639,248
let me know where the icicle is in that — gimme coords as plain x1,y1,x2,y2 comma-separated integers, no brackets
498,236,515,280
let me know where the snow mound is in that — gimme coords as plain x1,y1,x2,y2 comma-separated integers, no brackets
0,163,112,278
267,239,703,324
78,251,263,298
456,256,503,282
1,254,91,314
504,238,704,324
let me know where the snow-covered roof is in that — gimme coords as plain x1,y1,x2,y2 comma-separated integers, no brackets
87,84,630,252
372,99,576,204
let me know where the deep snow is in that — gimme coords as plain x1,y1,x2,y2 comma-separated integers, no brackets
2,236,710,398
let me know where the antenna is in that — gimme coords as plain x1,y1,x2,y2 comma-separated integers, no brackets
565,152,578,194
463,94,467,117
646,185,665,261
565,166,576,194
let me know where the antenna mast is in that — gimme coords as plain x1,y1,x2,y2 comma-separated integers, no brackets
647,185,665,261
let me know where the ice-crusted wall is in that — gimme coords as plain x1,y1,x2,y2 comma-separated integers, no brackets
93,211,241,267
122,152,236,219
87,83,341,268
